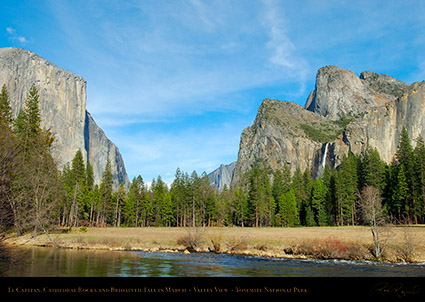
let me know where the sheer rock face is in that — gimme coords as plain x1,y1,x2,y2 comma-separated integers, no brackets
208,162,235,191
232,99,344,184
304,65,409,120
0,47,129,188
345,82,425,163
232,66,424,185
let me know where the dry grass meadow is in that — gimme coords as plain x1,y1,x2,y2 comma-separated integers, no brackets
6,225,425,263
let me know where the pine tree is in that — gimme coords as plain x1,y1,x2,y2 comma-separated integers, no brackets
291,168,304,216
311,179,328,226
414,136,425,223
0,84,12,126
360,146,386,191
113,183,126,227
394,128,416,223
396,128,415,176
98,160,113,226
0,85,18,234
231,186,248,227
124,176,141,226
279,188,298,227
322,165,336,225
152,175,171,226
161,191,174,226
13,84,42,150
141,185,153,226
335,155,359,226
86,162,94,190
392,164,409,222
68,149,86,226
272,165,291,208
246,161,273,227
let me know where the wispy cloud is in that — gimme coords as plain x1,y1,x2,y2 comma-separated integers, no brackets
54,1,272,120
6,27,29,44
260,0,310,96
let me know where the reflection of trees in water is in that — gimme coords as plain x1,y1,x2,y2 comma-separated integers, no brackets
0,243,28,276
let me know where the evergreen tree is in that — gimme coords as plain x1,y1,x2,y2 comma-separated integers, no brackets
0,85,18,233
335,155,359,225
231,186,248,227
291,168,305,216
304,203,315,227
124,176,141,226
0,84,12,126
161,191,174,226
86,162,94,190
311,179,328,226
279,188,298,227
396,128,415,178
141,185,153,226
272,165,291,209
414,136,425,223
394,128,416,223
246,161,273,227
113,183,126,227
98,160,113,226
13,84,42,150
392,164,409,222
68,149,86,226
322,165,336,225
152,175,171,226
360,146,386,191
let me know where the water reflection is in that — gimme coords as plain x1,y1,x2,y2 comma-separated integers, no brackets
5,247,425,277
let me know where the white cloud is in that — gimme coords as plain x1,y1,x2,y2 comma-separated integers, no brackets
17,36,28,43
6,27,15,35
261,0,310,95
6,27,29,44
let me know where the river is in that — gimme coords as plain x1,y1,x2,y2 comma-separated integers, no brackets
4,246,425,277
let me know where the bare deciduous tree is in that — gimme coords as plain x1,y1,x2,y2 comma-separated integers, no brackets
358,185,389,259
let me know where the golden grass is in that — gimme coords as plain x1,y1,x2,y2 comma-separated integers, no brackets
5,225,425,262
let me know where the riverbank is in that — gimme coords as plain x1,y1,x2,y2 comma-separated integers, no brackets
4,226,425,263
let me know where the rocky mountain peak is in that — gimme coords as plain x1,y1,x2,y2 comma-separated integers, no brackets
304,65,410,121
231,65,425,187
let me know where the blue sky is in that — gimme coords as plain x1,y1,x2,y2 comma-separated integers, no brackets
2,0,425,184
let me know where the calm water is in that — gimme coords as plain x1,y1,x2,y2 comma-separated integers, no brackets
4,246,425,277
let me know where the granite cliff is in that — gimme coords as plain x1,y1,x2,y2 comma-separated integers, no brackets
208,162,235,191
0,47,129,188
231,65,424,185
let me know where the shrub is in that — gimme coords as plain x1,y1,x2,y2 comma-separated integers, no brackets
176,228,203,252
208,232,223,253
229,237,248,251
292,237,366,260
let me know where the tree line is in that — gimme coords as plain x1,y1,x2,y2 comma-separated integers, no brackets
59,128,425,228
1,83,425,238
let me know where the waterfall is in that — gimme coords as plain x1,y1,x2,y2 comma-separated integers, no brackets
318,143,329,178
321,142,329,169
